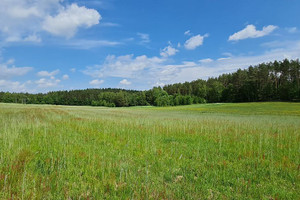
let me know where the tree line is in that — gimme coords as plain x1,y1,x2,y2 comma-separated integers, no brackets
0,59,299,107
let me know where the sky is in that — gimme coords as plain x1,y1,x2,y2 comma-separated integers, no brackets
0,0,300,93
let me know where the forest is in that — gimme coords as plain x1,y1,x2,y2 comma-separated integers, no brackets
0,59,299,107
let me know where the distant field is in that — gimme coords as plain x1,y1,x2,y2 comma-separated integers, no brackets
0,102,299,199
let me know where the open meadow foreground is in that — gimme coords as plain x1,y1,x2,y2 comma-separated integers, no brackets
0,102,299,199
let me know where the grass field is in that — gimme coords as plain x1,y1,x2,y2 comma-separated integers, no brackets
0,102,299,199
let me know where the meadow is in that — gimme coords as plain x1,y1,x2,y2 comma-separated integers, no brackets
0,102,299,199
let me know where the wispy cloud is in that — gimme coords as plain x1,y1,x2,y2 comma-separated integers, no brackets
0,60,32,79
199,58,213,63
24,34,42,43
137,33,150,44
184,30,192,36
62,74,69,80
285,27,298,33
100,22,120,27
64,39,121,49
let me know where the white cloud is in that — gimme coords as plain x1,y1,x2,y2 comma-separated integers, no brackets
137,33,150,44
0,60,32,79
222,52,233,57
62,74,69,80
0,0,58,41
229,24,278,41
261,40,297,49
24,34,42,43
1,34,42,43
160,45,179,57
5,36,22,42
100,22,120,27
43,4,101,38
4,34,42,43
8,5,40,19
83,54,165,79
199,58,213,63
217,57,231,61
184,34,208,50
89,79,104,86
70,68,76,72
0,58,33,92
65,39,121,49
286,27,297,33
0,1,101,42
37,69,59,77
184,30,191,36
0,79,27,92
6,59,15,65
162,41,300,83
124,37,134,42
83,40,300,90
120,79,131,85
35,78,61,88
154,82,165,87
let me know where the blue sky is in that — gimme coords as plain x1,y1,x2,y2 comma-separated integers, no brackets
0,0,300,93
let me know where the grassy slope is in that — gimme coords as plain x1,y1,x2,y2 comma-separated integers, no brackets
0,102,299,199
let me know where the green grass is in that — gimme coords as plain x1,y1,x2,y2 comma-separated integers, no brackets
0,102,299,199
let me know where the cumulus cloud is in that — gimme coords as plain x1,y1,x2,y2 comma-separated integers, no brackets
43,4,101,38
83,40,300,90
0,58,65,92
0,60,32,79
120,79,131,85
0,59,33,92
184,34,208,50
0,0,57,41
0,80,27,92
83,54,165,79
229,24,278,41
0,0,101,42
160,45,179,57
89,79,104,86
35,77,61,88
83,55,199,88
37,69,59,77
160,41,300,83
